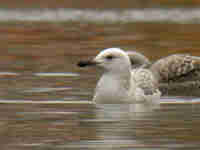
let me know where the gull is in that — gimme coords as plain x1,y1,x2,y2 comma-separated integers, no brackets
127,51,200,95
77,48,160,104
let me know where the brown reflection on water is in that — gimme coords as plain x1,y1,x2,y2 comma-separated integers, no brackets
1,22,200,57
1,22,200,99
0,103,94,150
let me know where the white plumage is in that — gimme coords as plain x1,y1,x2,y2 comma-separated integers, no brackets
78,48,160,105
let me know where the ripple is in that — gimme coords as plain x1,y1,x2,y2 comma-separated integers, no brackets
1,8,200,23
34,72,79,77
58,140,161,149
160,96,200,104
22,87,71,93
0,72,19,76
0,100,93,104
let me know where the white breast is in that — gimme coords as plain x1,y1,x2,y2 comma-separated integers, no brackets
93,73,133,104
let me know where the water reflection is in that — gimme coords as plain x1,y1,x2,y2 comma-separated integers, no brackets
1,100,198,150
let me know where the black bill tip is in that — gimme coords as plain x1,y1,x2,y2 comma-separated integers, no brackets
77,60,97,67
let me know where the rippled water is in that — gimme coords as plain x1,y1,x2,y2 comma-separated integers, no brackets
0,6,200,150
2,8,200,23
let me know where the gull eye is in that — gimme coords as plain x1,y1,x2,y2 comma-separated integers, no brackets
106,55,114,60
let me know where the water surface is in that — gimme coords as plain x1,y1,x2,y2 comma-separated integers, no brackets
0,6,200,150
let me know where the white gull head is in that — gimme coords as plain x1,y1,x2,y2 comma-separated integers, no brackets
93,48,132,74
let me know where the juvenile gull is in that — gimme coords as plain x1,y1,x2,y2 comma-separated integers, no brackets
127,51,200,96
77,48,160,104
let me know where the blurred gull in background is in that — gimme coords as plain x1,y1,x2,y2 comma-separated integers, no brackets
127,51,200,96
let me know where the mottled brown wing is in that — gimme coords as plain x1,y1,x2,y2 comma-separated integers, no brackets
151,54,200,82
